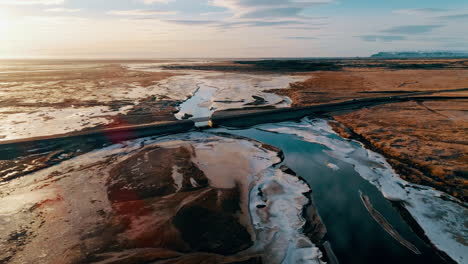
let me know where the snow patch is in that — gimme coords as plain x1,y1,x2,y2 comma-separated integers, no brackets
171,165,183,192
250,168,325,264
126,62,307,119
0,106,123,141
0,131,325,264
326,163,340,171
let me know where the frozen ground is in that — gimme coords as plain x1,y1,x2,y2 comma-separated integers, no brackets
0,132,323,263
0,61,305,141
0,63,171,141
0,105,134,141
126,63,307,119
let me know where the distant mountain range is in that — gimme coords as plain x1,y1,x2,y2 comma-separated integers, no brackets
371,51,468,58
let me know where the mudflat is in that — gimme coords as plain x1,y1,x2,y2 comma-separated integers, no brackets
0,62,177,141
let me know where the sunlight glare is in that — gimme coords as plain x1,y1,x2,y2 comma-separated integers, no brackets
0,8,15,58
0,9,10,36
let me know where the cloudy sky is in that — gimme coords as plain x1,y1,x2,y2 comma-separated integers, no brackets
0,0,467,58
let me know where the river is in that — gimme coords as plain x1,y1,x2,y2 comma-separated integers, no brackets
217,123,447,264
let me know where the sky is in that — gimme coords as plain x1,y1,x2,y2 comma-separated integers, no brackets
0,0,467,58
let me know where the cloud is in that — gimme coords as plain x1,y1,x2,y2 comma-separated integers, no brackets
108,9,177,16
141,0,173,4
283,26,324,30
161,18,321,28
239,20,304,27
437,14,468,20
45,8,81,12
285,36,318,40
239,7,305,18
23,15,89,23
381,25,443,34
200,11,232,16
209,0,333,19
164,20,218,25
217,19,314,28
393,8,450,15
203,0,331,32
0,0,64,5
357,35,406,42
417,36,468,43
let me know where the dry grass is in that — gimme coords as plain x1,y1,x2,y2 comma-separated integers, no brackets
333,100,468,200
274,66,468,200
271,69,468,106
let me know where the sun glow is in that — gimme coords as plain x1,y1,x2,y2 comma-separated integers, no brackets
0,9,12,37
0,9,18,58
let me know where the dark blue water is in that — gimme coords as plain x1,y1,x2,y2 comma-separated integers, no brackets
222,128,445,264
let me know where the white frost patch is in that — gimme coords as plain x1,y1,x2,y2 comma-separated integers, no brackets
171,165,183,192
0,106,133,141
125,61,212,73
0,60,306,140
189,178,198,188
0,61,204,141
151,74,205,101
0,189,56,216
0,131,324,264
326,163,340,171
250,168,325,264
189,133,323,263
258,118,468,264
127,62,308,119
170,73,306,119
